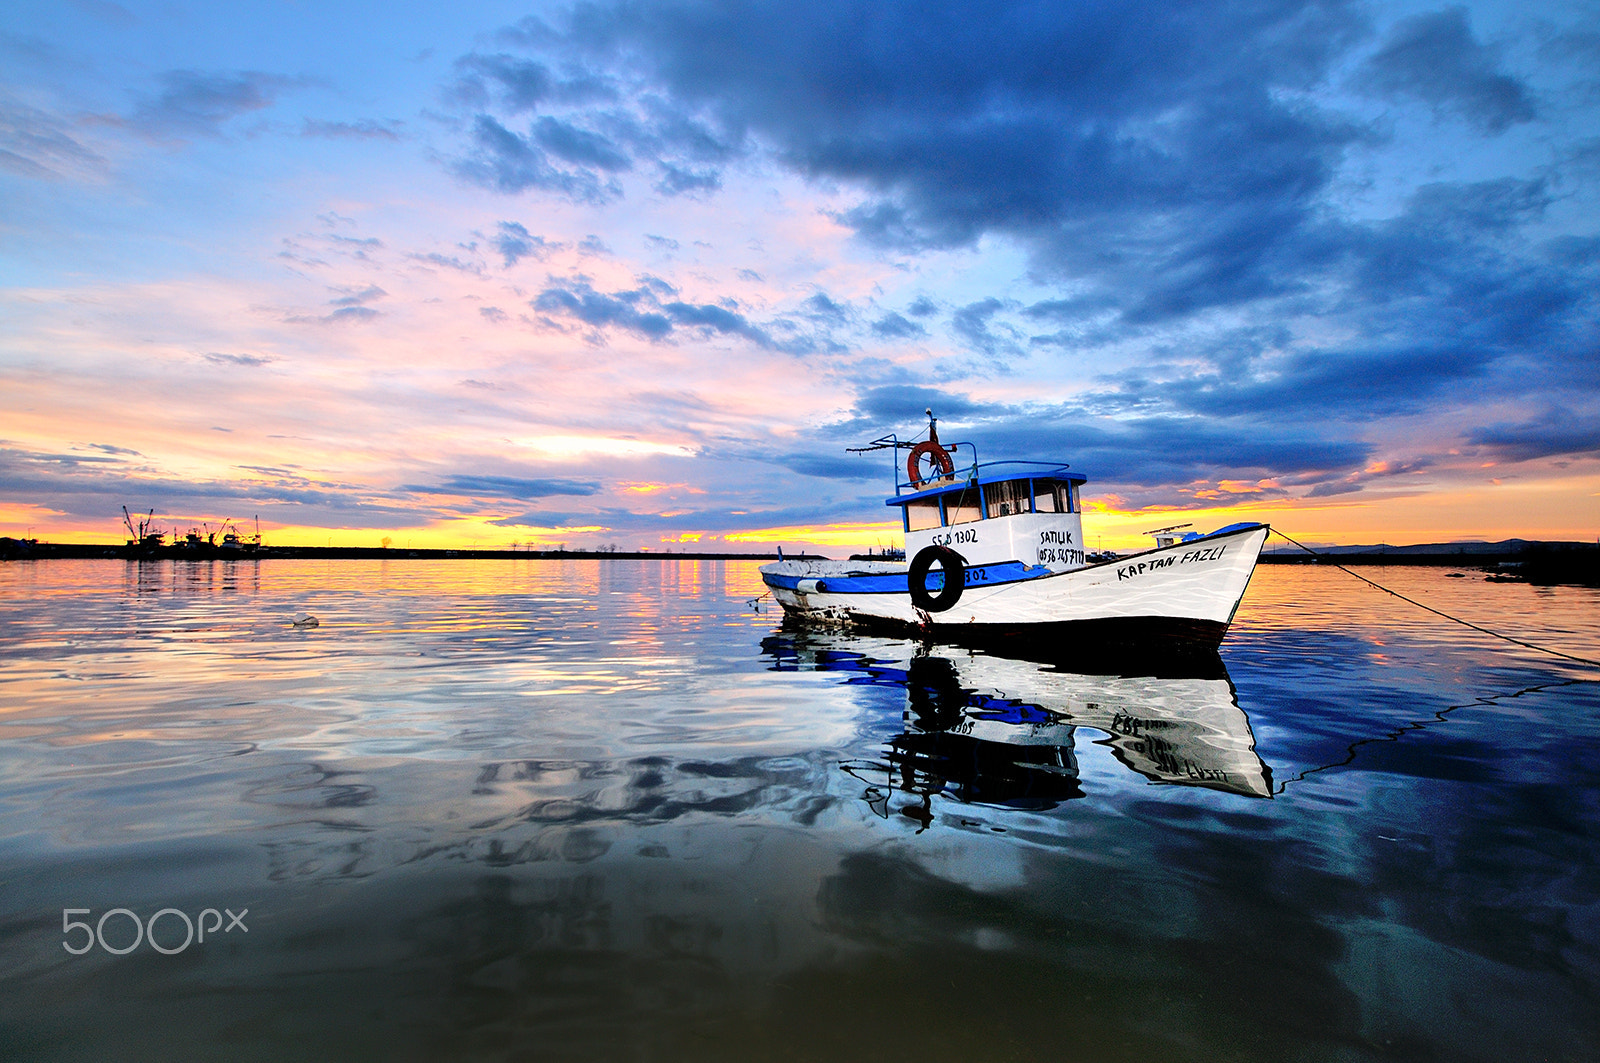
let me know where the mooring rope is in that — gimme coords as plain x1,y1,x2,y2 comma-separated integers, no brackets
1272,677,1584,794
1270,529,1600,669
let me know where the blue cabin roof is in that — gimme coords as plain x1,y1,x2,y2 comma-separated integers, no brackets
886,459,1085,508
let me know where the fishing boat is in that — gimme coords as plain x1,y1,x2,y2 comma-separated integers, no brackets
121,506,167,558
759,412,1269,652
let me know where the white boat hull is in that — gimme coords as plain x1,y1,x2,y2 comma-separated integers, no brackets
761,524,1268,651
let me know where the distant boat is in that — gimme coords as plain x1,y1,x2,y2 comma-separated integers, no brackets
760,412,1268,652
217,516,262,554
121,506,166,557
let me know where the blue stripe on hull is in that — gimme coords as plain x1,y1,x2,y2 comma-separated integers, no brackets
761,560,1050,595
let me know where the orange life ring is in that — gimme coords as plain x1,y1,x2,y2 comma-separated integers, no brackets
906,440,954,487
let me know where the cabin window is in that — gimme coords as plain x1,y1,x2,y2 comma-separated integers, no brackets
1032,480,1063,514
985,479,1032,518
905,498,942,532
1030,480,1079,513
945,488,983,526
1031,480,1080,513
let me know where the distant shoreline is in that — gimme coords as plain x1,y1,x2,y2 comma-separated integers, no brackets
0,542,820,562
1258,539,1599,586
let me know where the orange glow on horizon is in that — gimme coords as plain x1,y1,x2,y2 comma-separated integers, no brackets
4,474,1596,554
725,522,902,549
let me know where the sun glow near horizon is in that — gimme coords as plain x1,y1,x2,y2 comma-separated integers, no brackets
8,461,1599,554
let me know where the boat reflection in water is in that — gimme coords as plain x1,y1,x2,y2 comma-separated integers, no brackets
763,631,1271,829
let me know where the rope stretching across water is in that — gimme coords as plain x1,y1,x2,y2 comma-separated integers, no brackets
1270,529,1600,670
1272,677,1584,794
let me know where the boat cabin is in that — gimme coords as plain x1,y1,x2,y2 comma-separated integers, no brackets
889,457,1090,574
893,465,1083,531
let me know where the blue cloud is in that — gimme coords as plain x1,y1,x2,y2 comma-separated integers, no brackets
1467,410,1600,461
849,385,983,424
132,70,296,137
0,446,435,528
403,475,602,499
0,98,104,178
202,352,273,367
1157,345,1500,421
533,115,631,171
781,453,881,481
533,280,673,338
301,119,402,141
492,221,555,267
448,54,555,112
328,285,385,307
449,52,616,112
655,162,720,195
803,293,848,321
1354,8,1536,134
491,499,875,533
453,116,622,203
408,251,483,275
663,301,769,345
532,276,780,346
321,306,379,323
870,312,925,339
832,389,1374,498
949,298,1020,357
445,34,739,203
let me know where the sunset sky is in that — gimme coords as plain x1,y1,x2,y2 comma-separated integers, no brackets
3,0,1597,552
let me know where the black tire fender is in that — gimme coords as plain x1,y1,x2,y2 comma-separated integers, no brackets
908,545,966,613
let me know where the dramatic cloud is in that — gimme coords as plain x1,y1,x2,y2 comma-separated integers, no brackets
498,0,1370,278
434,1,1589,420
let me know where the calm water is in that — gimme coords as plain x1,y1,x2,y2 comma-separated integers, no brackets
1,558,1597,1062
